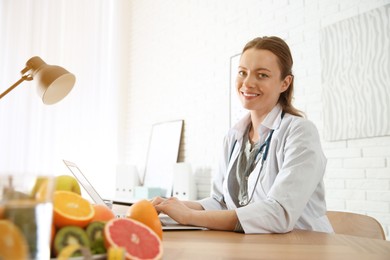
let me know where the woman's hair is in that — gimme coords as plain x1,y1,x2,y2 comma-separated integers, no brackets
242,36,304,117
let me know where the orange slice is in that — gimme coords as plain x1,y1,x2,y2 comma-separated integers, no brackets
53,191,94,228
0,220,29,259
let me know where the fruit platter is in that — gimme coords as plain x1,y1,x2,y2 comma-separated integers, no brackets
1,175,163,260
51,181,164,260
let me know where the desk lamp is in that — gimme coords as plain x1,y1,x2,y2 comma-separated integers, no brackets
0,56,76,104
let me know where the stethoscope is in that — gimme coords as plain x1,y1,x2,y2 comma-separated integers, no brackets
229,112,285,207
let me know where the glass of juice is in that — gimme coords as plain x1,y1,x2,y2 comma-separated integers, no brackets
0,174,55,260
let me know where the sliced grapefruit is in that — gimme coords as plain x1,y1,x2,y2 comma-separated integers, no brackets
53,191,94,228
104,218,163,260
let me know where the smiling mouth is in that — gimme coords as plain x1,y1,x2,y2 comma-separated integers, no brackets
241,92,260,97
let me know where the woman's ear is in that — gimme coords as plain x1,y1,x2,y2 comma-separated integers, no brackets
281,75,293,93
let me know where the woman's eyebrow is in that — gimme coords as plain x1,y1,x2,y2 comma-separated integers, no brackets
255,67,271,72
238,65,271,72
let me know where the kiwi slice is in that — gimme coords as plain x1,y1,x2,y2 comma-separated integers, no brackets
54,226,90,257
86,221,106,254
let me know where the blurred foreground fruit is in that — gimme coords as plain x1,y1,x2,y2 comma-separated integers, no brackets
91,204,115,222
126,199,163,240
0,205,4,219
3,200,46,258
31,177,50,197
104,218,163,260
51,223,56,246
55,175,81,195
34,178,56,202
0,220,29,259
53,191,94,228
107,247,125,260
31,175,81,200
86,221,106,254
56,244,92,260
54,226,90,256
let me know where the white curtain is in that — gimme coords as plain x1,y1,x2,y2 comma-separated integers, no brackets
0,0,124,198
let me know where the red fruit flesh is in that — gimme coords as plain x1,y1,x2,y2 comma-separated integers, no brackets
104,218,163,260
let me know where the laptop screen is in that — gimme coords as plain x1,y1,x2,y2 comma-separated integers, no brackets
63,160,107,206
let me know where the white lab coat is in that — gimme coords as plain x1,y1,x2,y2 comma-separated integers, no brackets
199,105,334,234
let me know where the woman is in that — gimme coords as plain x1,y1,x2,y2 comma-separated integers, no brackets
153,36,333,234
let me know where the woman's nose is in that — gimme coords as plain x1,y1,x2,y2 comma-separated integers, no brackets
243,74,255,88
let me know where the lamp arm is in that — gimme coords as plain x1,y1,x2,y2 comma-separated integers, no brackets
0,75,33,100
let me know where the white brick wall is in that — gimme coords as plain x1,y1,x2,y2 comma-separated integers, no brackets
121,0,390,239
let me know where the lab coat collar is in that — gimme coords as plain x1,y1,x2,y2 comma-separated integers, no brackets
230,104,283,141
260,104,283,131
230,113,251,142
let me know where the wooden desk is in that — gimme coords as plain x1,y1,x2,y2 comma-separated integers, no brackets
162,229,390,259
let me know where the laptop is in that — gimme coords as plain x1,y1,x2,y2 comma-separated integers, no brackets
63,160,205,230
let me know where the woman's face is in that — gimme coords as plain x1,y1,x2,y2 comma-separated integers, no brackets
236,48,291,116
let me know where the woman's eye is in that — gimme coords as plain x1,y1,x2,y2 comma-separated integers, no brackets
238,70,246,77
258,73,268,79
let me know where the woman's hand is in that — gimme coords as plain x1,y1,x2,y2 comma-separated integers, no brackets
151,196,166,214
152,196,193,225
152,196,238,230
